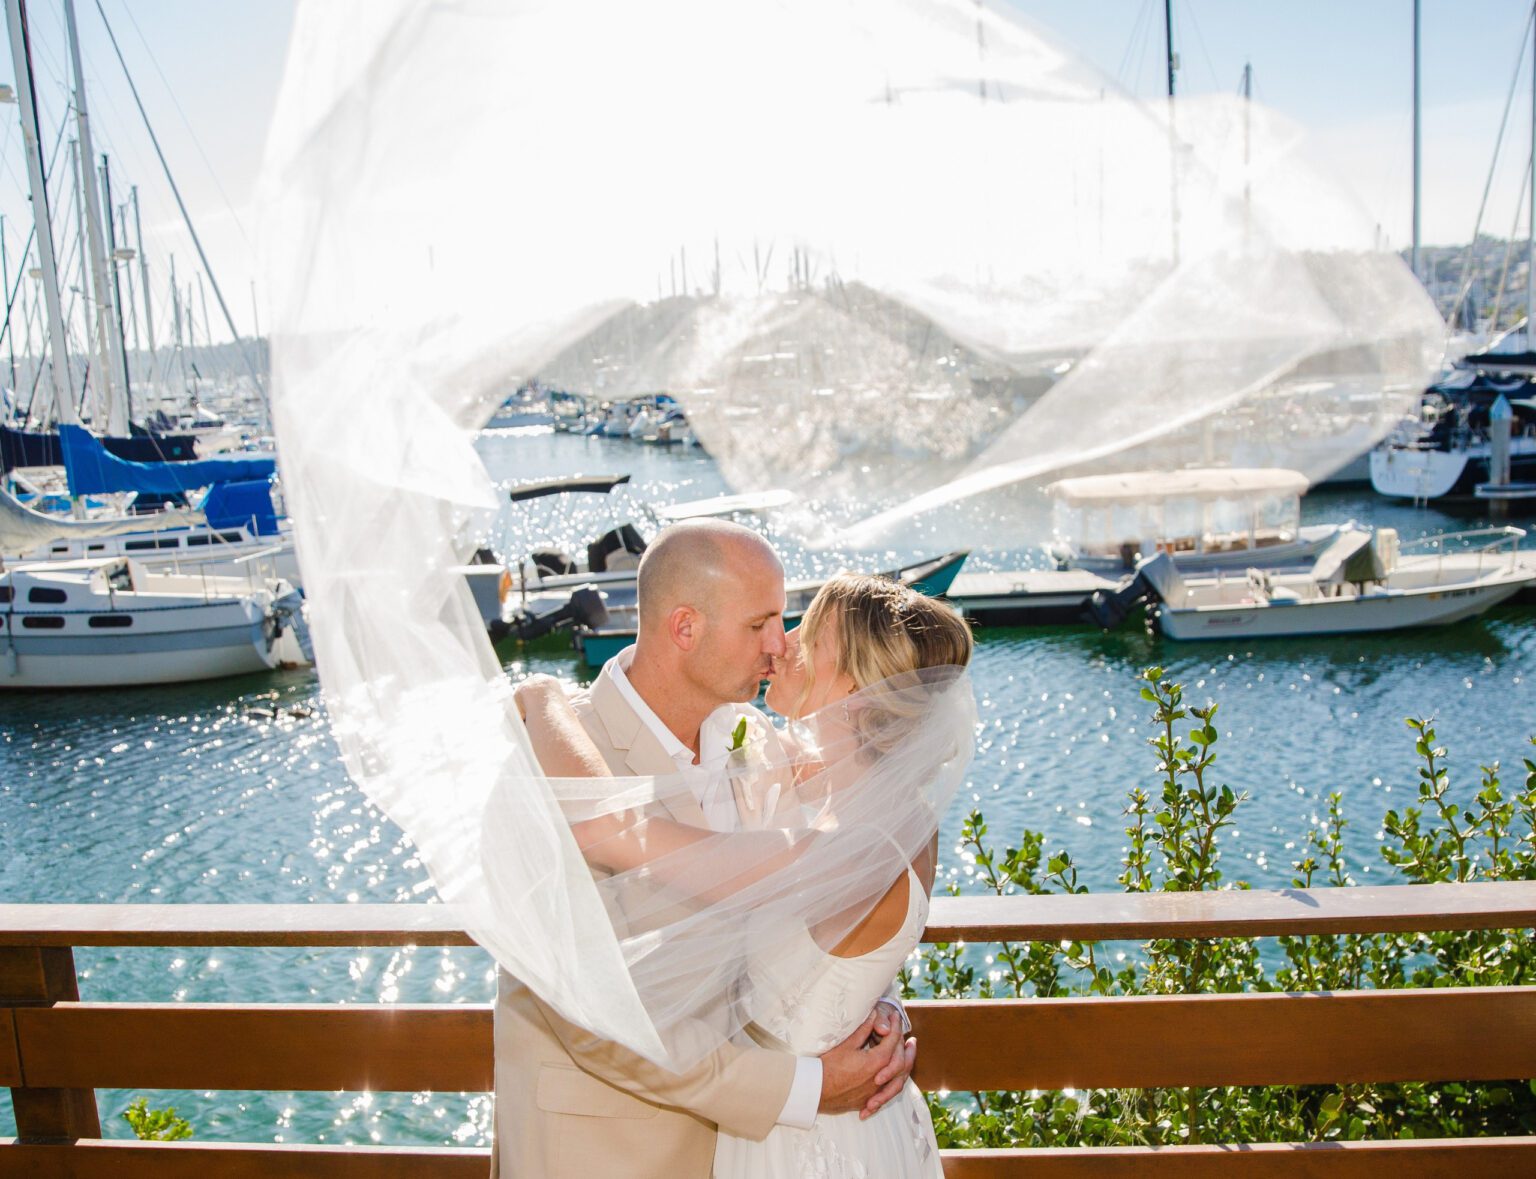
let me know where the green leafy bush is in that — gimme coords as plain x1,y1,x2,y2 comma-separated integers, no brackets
122,1097,193,1142
909,667,1536,1147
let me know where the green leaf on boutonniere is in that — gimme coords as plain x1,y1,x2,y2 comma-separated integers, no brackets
729,716,748,752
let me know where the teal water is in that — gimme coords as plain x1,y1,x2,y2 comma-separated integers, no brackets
1,427,1532,1146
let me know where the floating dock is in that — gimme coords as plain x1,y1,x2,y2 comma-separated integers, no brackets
946,569,1120,626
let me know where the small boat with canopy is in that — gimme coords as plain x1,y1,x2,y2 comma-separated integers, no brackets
1044,468,1351,576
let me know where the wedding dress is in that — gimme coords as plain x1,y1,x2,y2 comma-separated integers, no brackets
713,864,943,1178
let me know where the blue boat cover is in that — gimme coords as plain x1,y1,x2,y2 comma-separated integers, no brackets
201,479,280,536
59,424,275,496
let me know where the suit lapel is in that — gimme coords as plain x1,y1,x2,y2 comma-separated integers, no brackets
589,665,711,829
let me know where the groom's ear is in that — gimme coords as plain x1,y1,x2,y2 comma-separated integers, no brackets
668,605,699,652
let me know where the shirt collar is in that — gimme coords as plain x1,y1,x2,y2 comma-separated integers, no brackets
607,647,697,768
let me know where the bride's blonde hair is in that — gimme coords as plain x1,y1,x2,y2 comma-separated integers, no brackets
795,574,972,723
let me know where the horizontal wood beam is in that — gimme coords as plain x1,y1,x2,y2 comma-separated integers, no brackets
0,904,478,948
922,880,1536,942
0,1139,488,1178
940,1138,1536,1177
3,1136,1535,1179
908,987,1536,1091
15,1003,493,1092
11,987,1536,1094
0,881,1532,948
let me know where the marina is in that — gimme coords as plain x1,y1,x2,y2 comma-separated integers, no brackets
1,0,1535,1168
4,426,1535,1149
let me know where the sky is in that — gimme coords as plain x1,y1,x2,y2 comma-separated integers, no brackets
0,0,1529,342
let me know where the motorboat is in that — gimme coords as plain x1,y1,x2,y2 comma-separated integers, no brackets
1139,526,1536,640
1043,468,1352,575
459,473,664,640
0,556,308,688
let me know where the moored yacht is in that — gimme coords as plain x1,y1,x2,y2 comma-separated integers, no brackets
0,556,307,688
1371,358,1536,504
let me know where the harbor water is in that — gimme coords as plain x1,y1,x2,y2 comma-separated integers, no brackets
1,426,1532,1147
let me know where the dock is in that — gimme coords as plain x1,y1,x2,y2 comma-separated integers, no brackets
946,568,1121,626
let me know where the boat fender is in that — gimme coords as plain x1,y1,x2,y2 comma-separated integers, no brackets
3,642,15,678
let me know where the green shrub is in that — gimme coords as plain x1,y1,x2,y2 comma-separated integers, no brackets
909,667,1536,1147
121,1097,193,1142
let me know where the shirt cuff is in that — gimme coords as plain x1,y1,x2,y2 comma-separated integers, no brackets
777,1057,822,1129
876,996,911,1036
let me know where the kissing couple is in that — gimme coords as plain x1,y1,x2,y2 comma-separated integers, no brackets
491,518,977,1178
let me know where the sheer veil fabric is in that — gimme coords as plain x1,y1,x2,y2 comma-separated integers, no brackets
261,0,1434,1066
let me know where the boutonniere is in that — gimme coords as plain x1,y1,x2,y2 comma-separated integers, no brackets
728,716,750,758
725,712,768,770
725,712,775,820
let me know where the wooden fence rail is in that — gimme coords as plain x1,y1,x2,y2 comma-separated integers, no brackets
1,883,1534,1177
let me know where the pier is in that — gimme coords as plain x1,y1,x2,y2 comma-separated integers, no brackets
2,884,1533,1175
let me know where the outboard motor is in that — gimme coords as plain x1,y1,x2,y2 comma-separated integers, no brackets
268,588,314,664
509,586,610,642
1085,571,1150,630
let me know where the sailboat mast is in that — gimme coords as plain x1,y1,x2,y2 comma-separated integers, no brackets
1165,0,1177,99
64,0,126,432
5,0,78,425
101,155,132,425
69,138,106,424
1412,0,1422,279
131,186,157,388
1242,62,1252,241
1165,0,1181,265
0,215,14,394
1528,4,1535,334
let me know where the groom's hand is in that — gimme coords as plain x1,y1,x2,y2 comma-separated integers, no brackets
815,1006,916,1119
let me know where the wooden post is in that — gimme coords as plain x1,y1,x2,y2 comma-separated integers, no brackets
0,945,100,1140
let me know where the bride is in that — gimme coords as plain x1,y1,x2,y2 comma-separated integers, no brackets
516,572,973,1178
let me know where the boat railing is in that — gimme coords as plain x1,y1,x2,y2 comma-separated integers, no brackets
3,884,1534,1175
1398,525,1527,577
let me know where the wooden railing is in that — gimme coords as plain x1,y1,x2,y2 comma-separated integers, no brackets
2,883,1535,1177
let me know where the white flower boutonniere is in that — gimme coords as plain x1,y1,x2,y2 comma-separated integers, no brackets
726,712,768,768
725,711,775,818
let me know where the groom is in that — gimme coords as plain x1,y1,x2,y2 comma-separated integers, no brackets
491,519,918,1178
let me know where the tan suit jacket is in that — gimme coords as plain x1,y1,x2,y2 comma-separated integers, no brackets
491,663,797,1178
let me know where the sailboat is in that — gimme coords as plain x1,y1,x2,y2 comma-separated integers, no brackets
0,0,266,477
1371,2,1536,506
0,555,306,688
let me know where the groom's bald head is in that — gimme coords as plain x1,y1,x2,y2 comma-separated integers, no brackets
637,519,779,627
632,519,787,708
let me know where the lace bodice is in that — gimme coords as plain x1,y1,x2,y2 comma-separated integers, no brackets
745,867,928,1055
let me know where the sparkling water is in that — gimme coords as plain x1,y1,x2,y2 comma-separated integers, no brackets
1,427,1530,1146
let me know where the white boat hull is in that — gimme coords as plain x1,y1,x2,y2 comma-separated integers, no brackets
1370,446,1470,500
1157,562,1532,641
0,558,300,688
1,599,278,687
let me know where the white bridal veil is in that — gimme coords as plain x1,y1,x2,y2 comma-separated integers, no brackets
263,0,1441,1065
